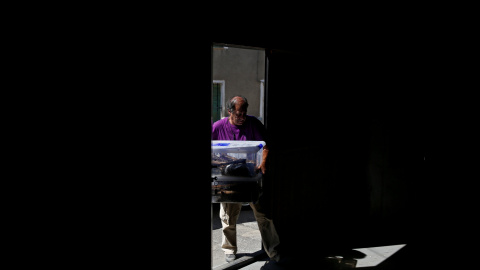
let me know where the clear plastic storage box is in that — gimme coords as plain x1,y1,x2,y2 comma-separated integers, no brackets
211,140,265,177
211,140,265,203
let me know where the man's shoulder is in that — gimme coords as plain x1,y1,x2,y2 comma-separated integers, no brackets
215,117,228,123
212,117,228,127
247,115,264,126
246,115,260,121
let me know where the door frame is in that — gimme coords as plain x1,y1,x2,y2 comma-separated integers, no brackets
213,80,225,121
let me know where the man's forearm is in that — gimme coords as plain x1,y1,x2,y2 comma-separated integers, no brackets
259,144,269,174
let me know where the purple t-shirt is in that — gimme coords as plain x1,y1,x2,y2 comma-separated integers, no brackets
212,116,267,142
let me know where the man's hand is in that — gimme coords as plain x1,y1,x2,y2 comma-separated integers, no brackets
256,145,269,174
257,163,267,174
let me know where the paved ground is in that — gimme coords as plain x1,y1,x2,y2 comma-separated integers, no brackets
212,203,262,269
211,203,409,269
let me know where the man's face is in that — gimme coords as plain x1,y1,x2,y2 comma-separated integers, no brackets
230,102,247,125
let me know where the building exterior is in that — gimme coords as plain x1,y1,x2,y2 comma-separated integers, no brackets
212,46,265,123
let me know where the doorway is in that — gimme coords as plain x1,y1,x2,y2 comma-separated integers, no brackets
211,43,266,268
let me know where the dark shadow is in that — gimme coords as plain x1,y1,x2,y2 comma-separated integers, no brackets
252,239,478,269
323,248,367,259
257,255,361,270
234,252,265,260
253,246,427,270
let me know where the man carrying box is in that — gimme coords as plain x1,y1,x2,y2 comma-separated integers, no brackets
211,95,281,265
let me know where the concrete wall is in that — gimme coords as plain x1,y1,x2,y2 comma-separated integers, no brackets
212,46,265,119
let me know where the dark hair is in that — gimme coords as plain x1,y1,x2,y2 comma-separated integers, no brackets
226,95,249,112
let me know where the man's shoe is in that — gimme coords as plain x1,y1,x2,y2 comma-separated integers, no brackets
225,254,236,262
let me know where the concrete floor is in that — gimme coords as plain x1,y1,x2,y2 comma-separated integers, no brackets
216,244,408,270
211,203,410,270
212,203,262,269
